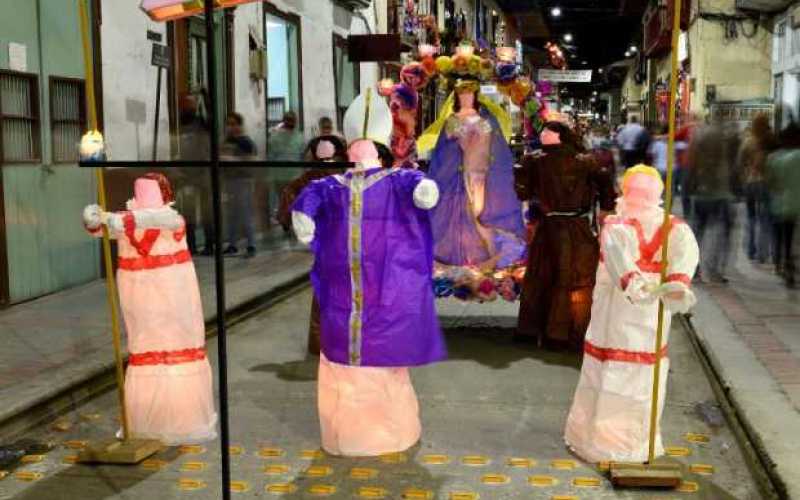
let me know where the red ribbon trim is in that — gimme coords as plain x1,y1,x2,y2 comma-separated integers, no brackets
620,271,638,291
128,347,206,366
118,249,192,271
666,273,691,286
584,341,668,365
123,213,161,257
602,216,687,275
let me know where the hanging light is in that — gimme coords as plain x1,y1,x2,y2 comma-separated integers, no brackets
625,50,632,57
551,6,562,17
563,32,573,43
630,45,638,52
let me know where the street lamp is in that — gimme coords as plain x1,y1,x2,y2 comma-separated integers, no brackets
630,45,638,53
551,6,562,17
563,33,573,43
625,50,632,57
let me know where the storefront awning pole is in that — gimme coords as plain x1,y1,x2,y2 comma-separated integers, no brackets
202,1,233,498
648,0,682,465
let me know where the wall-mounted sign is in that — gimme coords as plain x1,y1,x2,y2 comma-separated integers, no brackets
537,69,592,83
146,30,163,42
8,42,26,72
151,43,171,68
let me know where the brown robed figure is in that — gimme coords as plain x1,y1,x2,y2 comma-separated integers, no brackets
514,122,616,351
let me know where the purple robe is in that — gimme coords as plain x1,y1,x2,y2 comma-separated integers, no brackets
292,167,447,367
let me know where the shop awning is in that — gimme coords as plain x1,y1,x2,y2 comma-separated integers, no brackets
140,0,261,22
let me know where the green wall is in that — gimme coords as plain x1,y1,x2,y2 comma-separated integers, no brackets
1,0,100,303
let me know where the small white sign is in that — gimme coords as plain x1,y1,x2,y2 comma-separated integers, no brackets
480,85,498,94
9,42,27,72
537,69,593,83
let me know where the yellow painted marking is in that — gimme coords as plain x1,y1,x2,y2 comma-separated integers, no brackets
64,440,88,450
689,463,715,475
300,449,324,460
230,481,250,493
263,464,290,475
421,454,450,465
449,492,479,500
529,475,558,487
685,433,710,444
308,484,337,496
597,461,610,472
507,457,536,468
403,487,434,499
259,447,286,458
357,486,388,498
177,478,207,491
380,452,408,464
141,459,168,470
550,459,577,470
265,483,298,494
666,446,692,457
350,467,379,480
14,472,43,482
52,420,73,432
180,461,207,472
551,496,579,500
461,455,490,466
80,413,102,421
304,465,333,477
678,480,700,493
21,455,44,464
62,455,79,464
229,445,245,456
178,445,205,455
573,477,602,488
481,473,510,485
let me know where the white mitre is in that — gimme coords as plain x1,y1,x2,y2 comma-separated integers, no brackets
343,88,392,146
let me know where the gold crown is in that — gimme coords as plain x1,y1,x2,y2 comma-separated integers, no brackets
454,79,480,93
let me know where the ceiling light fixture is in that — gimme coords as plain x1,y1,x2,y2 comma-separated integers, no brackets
563,32,573,42
630,45,638,52
551,6,562,17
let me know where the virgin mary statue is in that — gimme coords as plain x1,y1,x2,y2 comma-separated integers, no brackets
418,78,526,274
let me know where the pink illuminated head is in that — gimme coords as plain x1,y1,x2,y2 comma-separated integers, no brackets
348,139,379,164
133,178,164,209
540,128,561,145
622,165,664,207
316,140,336,160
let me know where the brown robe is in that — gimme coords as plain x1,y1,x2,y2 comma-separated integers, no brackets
514,145,616,351
278,168,344,355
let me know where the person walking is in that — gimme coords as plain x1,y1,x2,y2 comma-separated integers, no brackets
766,123,800,288
616,116,649,169
738,113,777,263
221,112,258,258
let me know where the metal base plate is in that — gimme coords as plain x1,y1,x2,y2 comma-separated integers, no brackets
609,461,683,488
77,438,161,464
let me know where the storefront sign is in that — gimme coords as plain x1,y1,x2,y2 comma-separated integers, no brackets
537,69,592,83
151,43,171,68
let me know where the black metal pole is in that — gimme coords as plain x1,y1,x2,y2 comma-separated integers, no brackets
152,66,162,161
203,3,231,500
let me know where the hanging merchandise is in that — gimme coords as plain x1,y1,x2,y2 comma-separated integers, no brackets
291,90,447,456
82,174,218,446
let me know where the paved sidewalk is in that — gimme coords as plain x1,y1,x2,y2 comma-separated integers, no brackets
688,215,800,498
0,234,312,431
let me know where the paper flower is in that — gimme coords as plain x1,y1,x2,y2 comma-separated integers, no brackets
452,55,469,74
433,276,455,297
378,78,395,97
453,286,471,300
510,77,533,106
496,63,518,83
400,62,429,90
421,55,437,76
418,43,437,58
468,55,483,76
435,55,453,74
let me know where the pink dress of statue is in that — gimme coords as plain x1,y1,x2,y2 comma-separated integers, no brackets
83,174,217,445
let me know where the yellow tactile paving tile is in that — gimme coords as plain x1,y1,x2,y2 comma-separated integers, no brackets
357,486,388,498
178,445,205,455
597,461,610,472
304,465,333,477
572,476,602,488
177,478,207,491
14,471,43,482
689,463,715,475
307,484,337,496
259,447,286,458
506,457,537,468
79,413,102,422
529,475,559,487
20,455,44,464
481,473,511,485
141,458,168,470
180,461,207,472
461,455,490,466
265,483,298,495
230,480,250,493
229,445,245,456
665,446,692,457
421,454,450,465
448,492,479,500
300,449,325,460
403,487,434,499
350,467,379,480
379,452,407,464
63,440,88,450
551,495,579,500
62,455,79,464
263,464,291,475
677,480,700,493
550,459,577,470
685,433,711,444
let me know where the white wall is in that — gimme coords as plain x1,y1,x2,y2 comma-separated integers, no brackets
100,3,171,161
773,4,800,127
233,3,267,157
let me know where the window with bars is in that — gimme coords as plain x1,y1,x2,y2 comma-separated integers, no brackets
0,71,41,163
50,78,86,163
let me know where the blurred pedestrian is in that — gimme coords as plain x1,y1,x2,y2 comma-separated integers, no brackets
648,123,686,184
687,120,736,283
267,111,306,227
616,115,650,168
738,113,777,263
675,114,700,217
766,123,800,288
222,112,258,258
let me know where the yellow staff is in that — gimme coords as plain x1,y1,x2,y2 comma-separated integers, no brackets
78,0,130,441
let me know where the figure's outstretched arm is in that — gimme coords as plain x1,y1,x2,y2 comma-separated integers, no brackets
654,222,700,313
602,224,658,305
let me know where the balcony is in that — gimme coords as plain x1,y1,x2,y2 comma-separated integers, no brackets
643,0,690,58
